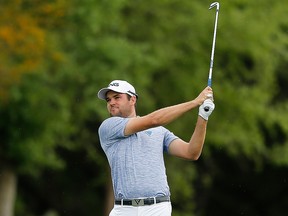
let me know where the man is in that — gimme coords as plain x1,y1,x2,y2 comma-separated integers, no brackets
98,80,215,216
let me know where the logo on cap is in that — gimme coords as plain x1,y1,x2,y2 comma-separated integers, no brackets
109,82,119,87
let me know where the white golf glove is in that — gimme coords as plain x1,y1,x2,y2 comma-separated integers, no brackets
198,99,215,121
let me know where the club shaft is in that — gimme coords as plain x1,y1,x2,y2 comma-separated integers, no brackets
208,2,219,87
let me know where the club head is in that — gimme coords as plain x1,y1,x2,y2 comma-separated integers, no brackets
209,2,219,10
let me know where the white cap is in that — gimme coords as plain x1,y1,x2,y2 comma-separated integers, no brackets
97,80,138,100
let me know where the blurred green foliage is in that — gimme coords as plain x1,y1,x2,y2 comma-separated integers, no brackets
1,0,288,215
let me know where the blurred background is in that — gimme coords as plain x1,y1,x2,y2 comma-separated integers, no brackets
1,0,288,215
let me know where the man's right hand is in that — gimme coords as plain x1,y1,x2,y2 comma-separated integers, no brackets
195,86,214,105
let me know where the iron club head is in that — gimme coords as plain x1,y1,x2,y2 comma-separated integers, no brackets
209,2,219,10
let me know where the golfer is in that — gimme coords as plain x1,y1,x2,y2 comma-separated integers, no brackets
98,80,215,216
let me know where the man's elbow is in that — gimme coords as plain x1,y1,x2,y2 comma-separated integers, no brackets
186,152,202,161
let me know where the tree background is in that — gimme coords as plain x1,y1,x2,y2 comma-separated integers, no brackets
1,0,288,216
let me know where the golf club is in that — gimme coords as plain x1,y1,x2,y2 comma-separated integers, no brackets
204,2,220,112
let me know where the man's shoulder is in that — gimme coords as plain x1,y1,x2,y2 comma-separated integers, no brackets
98,117,131,144
99,116,129,132
102,116,121,123
101,116,126,125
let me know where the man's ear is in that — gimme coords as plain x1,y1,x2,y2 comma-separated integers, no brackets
130,95,137,105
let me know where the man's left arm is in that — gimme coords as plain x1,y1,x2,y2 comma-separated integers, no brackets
168,99,215,160
168,117,207,160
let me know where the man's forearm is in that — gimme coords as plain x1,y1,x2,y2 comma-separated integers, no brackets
187,117,207,160
147,100,199,126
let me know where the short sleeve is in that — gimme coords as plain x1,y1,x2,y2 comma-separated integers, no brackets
162,128,179,153
98,117,129,150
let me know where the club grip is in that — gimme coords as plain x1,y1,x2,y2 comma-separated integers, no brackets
207,78,212,87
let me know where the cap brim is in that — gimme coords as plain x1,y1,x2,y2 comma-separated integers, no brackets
97,88,111,100
97,87,129,100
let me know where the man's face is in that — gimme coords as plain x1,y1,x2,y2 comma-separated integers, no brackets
105,91,135,117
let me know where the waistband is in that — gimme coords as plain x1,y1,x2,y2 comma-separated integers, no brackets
115,196,170,206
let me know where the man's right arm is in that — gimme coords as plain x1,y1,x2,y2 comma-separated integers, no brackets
124,86,213,136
